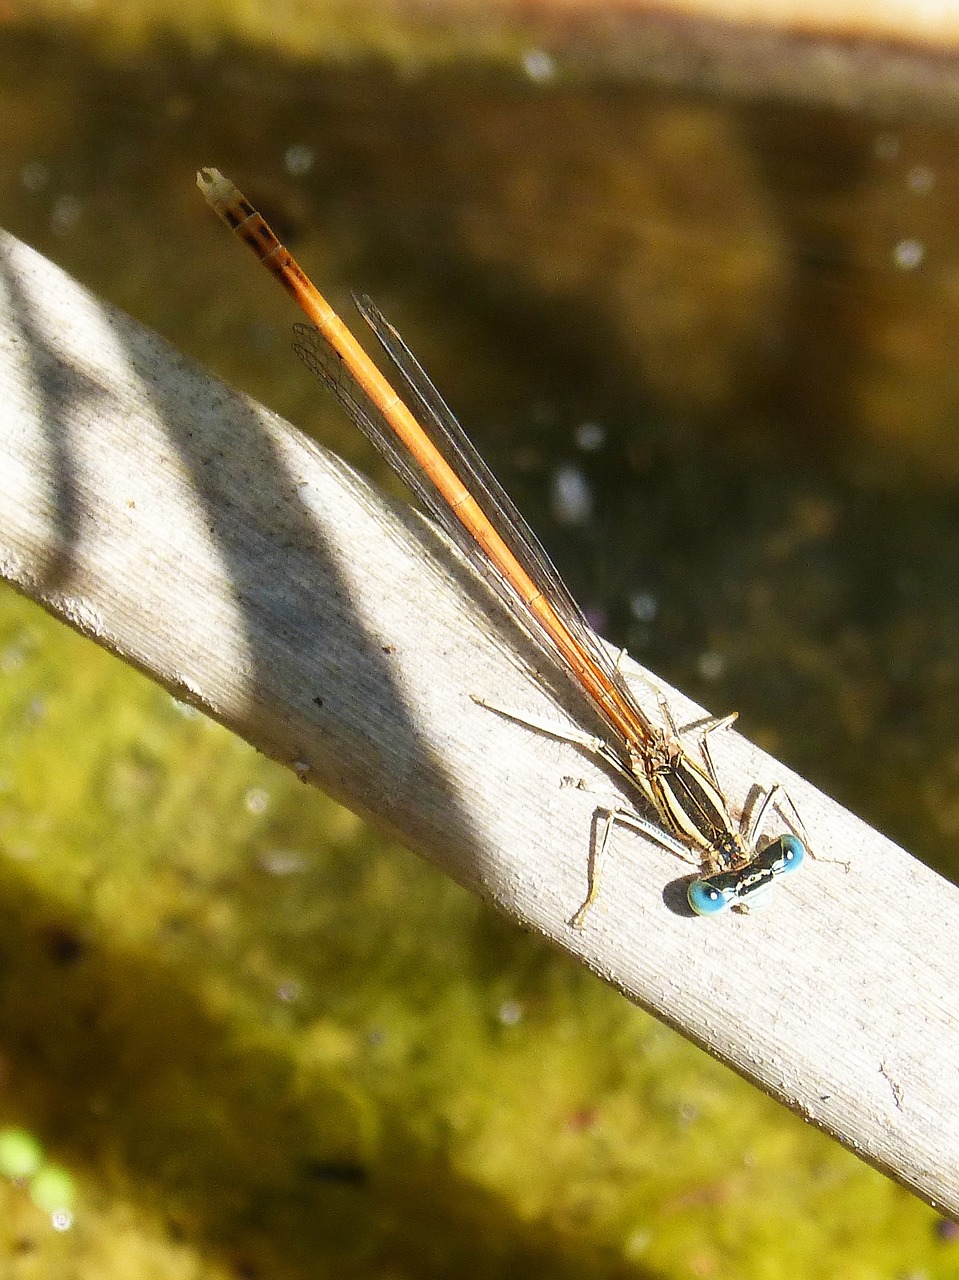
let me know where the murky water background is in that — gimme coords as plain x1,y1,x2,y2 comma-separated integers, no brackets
1,18,957,1279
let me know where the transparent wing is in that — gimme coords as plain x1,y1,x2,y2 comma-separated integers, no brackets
291,300,659,756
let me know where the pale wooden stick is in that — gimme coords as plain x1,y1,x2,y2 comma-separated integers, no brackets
1,226,957,1216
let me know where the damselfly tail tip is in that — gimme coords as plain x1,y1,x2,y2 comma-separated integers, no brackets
196,166,238,213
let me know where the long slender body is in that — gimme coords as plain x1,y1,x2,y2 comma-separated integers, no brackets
197,167,805,917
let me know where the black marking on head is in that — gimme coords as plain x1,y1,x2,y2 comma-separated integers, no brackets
737,864,776,897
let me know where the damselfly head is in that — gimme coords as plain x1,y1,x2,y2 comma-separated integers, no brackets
687,833,807,916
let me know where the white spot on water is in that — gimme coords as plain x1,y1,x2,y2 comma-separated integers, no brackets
574,421,606,452
522,49,557,82
21,161,50,192
907,165,935,194
893,238,924,270
51,195,82,236
550,463,593,526
257,848,307,876
697,650,726,681
497,1000,523,1026
284,144,315,176
245,787,270,815
629,591,658,624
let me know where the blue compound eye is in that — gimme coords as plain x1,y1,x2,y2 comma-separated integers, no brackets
687,878,735,916
776,834,805,874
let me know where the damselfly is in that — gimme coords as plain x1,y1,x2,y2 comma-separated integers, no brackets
197,167,807,919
